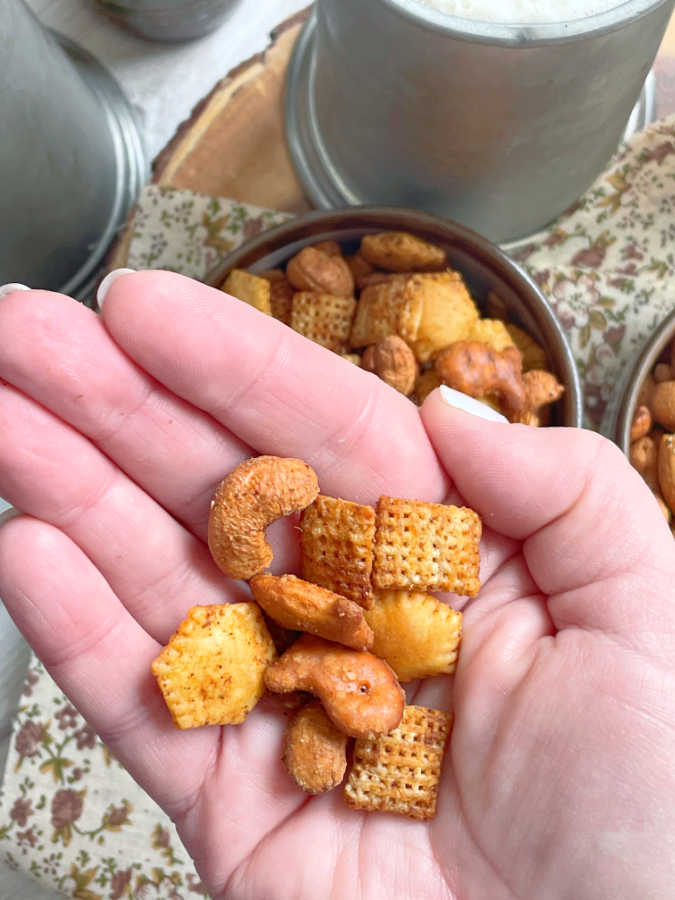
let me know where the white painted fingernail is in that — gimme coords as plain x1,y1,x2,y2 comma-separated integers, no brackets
0,283,30,298
439,385,509,422
0,505,19,527
96,268,135,309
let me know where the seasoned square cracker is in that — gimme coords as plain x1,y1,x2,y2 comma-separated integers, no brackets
372,496,481,596
291,292,356,352
260,269,294,324
151,602,276,728
364,590,462,681
221,269,271,315
349,277,409,348
404,272,479,363
344,705,453,820
505,323,549,372
467,318,515,352
301,495,376,608
360,232,446,272
350,272,478,362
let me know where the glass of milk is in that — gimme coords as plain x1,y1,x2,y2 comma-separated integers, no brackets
286,0,673,242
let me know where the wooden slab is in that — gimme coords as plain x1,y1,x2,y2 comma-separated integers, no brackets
153,7,311,213
107,7,310,271
109,6,675,270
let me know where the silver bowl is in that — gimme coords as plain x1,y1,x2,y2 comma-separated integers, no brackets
615,308,675,453
285,0,672,243
208,205,583,428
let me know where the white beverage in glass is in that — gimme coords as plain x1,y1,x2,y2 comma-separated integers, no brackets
414,0,624,23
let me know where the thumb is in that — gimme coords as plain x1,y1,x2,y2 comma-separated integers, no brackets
421,388,675,640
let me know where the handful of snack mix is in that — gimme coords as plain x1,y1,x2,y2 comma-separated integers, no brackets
628,338,675,538
152,455,482,820
220,230,564,425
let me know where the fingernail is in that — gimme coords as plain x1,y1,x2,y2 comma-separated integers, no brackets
0,283,30,298
439,385,509,423
0,505,19,527
96,268,135,309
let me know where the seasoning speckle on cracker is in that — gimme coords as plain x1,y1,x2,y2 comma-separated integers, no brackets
219,230,564,425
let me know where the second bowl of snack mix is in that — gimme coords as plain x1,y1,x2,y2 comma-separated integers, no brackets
615,307,675,536
208,207,583,427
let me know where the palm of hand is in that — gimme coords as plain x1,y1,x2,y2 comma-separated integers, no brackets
0,274,672,900
194,536,670,900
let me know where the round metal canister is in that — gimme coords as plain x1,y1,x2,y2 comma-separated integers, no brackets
95,0,238,43
286,0,674,244
0,1,146,299
614,308,675,454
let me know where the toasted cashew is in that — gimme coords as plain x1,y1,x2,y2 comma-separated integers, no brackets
283,700,348,794
361,335,418,396
630,405,652,443
208,456,319,580
286,246,354,297
264,634,404,738
650,381,675,431
630,435,658,492
658,433,675,513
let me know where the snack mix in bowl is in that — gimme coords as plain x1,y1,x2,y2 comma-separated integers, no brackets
620,314,675,537
217,228,569,426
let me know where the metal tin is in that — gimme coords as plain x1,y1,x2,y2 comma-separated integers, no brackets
285,0,673,244
207,205,583,428
96,0,238,43
0,2,146,303
614,309,675,454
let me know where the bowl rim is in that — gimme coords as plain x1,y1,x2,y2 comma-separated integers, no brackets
615,306,675,453
384,0,666,47
208,204,583,429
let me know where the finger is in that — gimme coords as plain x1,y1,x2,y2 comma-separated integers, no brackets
0,515,304,867
413,553,551,711
0,289,250,538
100,270,449,504
421,392,675,639
0,514,215,818
0,283,523,590
435,482,522,607
0,379,244,641
0,356,509,638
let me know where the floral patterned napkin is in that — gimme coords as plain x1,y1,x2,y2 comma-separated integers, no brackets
1,114,674,900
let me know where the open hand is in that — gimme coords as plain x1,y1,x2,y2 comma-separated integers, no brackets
0,272,672,899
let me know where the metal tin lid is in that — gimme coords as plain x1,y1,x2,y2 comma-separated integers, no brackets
55,35,147,304
285,10,656,243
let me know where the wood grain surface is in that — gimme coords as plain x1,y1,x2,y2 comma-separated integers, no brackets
108,7,675,271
